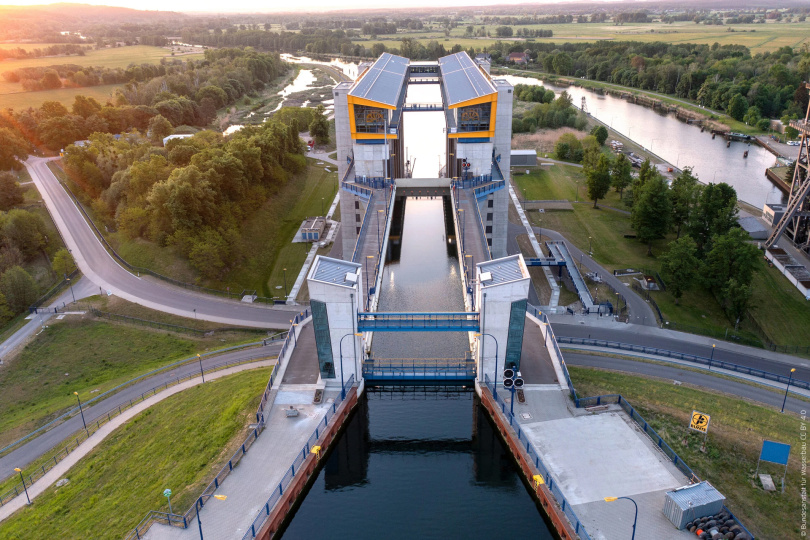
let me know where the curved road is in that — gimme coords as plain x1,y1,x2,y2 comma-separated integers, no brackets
26,157,299,330
0,343,280,480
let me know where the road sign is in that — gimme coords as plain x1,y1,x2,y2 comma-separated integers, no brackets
689,411,710,433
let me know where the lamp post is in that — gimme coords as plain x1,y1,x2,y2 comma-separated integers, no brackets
465,254,473,283
339,332,362,399
164,488,173,515
289,320,298,345
781,368,797,413
588,236,592,256
321,197,324,216
377,209,384,247
73,391,87,435
283,268,288,299
14,468,30,505
196,494,227,540
475,332,499,399
365,255,374,309
197,354,205,383
604,496,638,540
708,343,715,370
65,275,76,304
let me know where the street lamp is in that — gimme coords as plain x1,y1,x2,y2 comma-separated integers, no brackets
475,333,499,399
196,494,227,539
283,268,288,299
164,488,173,515
377,209,384,246
73,391,88,435
588,236,593,256
289,320,298,345
339,332,362,399
604,496,638,540
365,255,375,309
14,468,30,505
708,344,715,370
781,368,797,413
65,275,76,304
321,197,324,216
197,354,205,383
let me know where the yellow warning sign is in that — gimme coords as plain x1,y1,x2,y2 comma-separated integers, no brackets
689,410,711,433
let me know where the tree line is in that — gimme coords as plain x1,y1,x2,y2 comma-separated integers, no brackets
512,90,587,133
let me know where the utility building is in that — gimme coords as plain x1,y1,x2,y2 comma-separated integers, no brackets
334,51,513,259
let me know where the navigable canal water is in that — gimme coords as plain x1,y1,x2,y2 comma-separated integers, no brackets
282,86,554,539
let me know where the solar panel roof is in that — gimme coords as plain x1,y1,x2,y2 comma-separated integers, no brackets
349,52,409,107
439,52,496,107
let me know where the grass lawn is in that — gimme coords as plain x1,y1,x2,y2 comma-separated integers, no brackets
0,368,267,539
0,316,260,449
513,163,786,344
570,366,801,540
0,83,124,110
0,45,202,72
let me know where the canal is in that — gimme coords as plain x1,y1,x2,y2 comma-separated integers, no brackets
281,81,554,539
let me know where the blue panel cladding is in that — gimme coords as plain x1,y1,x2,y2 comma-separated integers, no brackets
311,300,336,378
504,299,528,370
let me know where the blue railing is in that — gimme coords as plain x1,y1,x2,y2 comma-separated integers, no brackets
353,176,395,190
473,179,505,200
240,375,356,540
483,374,592,540
341,157,355,183
363,361,476,383
351,192,375,263
451,175,493,189
341,180,372,199
557,337,810,391
124,312,309,540
470,190,492,260
357,312,480,332
524,257,565,266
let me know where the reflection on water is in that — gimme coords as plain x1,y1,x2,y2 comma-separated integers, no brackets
501,75,782,208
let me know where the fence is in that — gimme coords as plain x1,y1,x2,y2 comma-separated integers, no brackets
57,178,281,305
124,311,309,540
88,307,268,337
239,375,356,540
28,268,81,312
484,374,592,540
0,349,277,509
556,336,810,391
630,282,665,324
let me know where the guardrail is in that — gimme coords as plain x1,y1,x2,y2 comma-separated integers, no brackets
363,361,476,382
0,350,277,509
88,307,268,337
357,312,480,331
352,176,395,190
469,188,492,260
28,268,80,312
556,336,810,391
124,312,308,540
473,180,505,199
55,173,282,305
340,180,372,199
351,192,375,263
484,374,592,540
239,375,356,540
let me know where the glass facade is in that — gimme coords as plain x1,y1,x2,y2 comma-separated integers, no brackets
354,105,387,134
311,300,336,378
504,299,528,370
457,103,491,133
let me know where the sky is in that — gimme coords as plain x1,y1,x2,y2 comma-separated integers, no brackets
1,0,594,14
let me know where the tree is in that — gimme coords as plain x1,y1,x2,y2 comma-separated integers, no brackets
688,182,738,252
40,69,62,90
743,105,761,126
580,135,602,170
590,125,609,146
554,132,582,162
51,248,76,277
38,116,83,151
723,278,752,329
704,228,759,291
631,173,671,255
0,172,24,210
659,236,699,303
72,95,102,119
611,153,632,200
2,209,47,258
670,167,700,238
148,115,173,146
0,290,13,324
552,53,572,75
628,158,655,206
308,104,330,145
0,266,38,312
727,93,748,121
0,128,29,170
585,153,612,208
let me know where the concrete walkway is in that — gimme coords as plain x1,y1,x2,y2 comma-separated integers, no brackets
0,360,274,523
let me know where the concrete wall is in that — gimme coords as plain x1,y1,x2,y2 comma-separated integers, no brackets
475,272,530,383
354,143,388,178
456,141,493,178
491,79,513,259
307,267,364,388
340,192,369,261
333,82,353,181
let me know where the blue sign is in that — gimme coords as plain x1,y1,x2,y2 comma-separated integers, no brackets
760,440,791,466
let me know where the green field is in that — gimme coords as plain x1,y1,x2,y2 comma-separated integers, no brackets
513,163,809,346
0,315,262,448
0,368,268,540
0,83,124,110
570,366,800,540
356,20,810,55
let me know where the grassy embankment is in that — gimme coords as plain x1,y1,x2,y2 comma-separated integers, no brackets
48,158,337,300
570,366,801,540
0,45,204,110
352,20,810,55
513,164,810,347
0,296,266,449
0,368,268,539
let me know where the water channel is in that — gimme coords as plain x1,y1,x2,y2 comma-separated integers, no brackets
281,83,554,539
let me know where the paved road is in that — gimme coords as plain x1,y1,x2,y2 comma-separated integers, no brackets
0,343,280,480
26,157,300,330
552,320,810,381
565,352,807,414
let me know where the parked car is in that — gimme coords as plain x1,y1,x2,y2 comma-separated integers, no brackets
787,140,800,146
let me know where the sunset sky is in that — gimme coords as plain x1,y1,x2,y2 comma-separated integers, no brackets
1,0,591,13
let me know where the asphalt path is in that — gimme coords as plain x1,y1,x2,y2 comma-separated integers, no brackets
553,322,810,381
565,352,807,415
0,343,280,480
26,157,299,330
505,220,656,325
